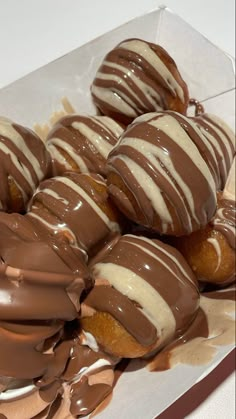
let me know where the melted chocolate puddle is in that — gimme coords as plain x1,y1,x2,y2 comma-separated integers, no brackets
148,289,235,372
89,359,130,418
0,290,234,418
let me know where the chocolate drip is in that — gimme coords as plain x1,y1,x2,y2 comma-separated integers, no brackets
149,288,235,372
149,308,208,371
0,212,90,380
188,98,204,116
211,198,236,249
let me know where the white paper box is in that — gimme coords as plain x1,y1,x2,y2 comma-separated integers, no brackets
0,6,235,419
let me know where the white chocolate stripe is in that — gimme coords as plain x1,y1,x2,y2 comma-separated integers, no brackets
96,70,146,111
72,121,113,158
91,85,140,118
125,239,187,287
197,126,227,182
28,211,83,248
72,359,111,384
149,115,216,194
92,116,123,138
55,177,121,233
126,235,196,286
178,115,221,181
215,207,236,221
0,142,35,191
47,138,88,172
119,39,185,102
102,60,162,109
110,153,172,232
0,383,36,401
0,122,44,179
213,219,235,235
40,188,69,205
131,112,163,124
95,262,176,344
200,118,235,165
120,136,195,226
207,238,222,272
206,114,236,149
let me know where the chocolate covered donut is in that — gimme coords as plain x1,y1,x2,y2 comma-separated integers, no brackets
91,38,189,124
0,212,122,417
107,111,217,236
174,196,236,285
81,234,200,358
46,114,124,177
0,117,51,213
0,31,235,418
27,171,122,256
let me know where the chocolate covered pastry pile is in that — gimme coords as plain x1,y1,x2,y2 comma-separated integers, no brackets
0,37,235,418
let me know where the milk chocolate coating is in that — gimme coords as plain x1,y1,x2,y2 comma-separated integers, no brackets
211,198,236,249
107,111,217,236
84,234,200,349
192,113,235,190
91,38,189,124
0,117,51,212
0,330,118,418
27,171,122,255
0,212,90,380
46,114,124,177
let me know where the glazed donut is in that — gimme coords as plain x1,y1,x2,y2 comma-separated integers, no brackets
91,38,189,124
0,117,51,213
46,114,124,177
107,111,217,235
27,171,122,255
81,234,200,358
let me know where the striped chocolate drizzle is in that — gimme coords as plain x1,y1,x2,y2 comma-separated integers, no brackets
0,118,51,211
192,113,235,189
107,112,217,235
211,198,236,249
28,172,121,253
46,115,124,177
91,38,188,121
87,234,199,347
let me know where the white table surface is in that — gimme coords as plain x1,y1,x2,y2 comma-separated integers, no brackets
0,0,235,418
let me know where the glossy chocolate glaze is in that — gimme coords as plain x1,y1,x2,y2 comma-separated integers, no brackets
149,287,235,371
91,38,189,124
83,234,200,348
46,114,124,177
0,117,51,212
0,212,90,380
192,113,235,190
27,171,121,255
107,111,217,235
188,98,205,116
211,198,236,249
0,329,119,418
